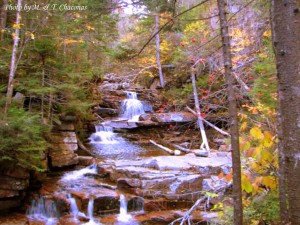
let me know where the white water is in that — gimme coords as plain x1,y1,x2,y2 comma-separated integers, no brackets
27,197,59,225
89,124,119,144
82,198,104,225
60,164,97,182
121,91,145,122
68,194,80,220
118,194,132,222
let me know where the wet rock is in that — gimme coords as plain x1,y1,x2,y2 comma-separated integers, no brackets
117,178,141,189
139,114,152,121
135,210,179,224
143,199,193,211
1,165,30,179
48,127,79,168
106,120,138,129
49,153,78,168
128,196,144,212
93,107,119,117
77,156,95,166
151,112,195,123
49,132,77,144
0,199,21,211
0,177,29,191
0,189,19,198
59,215,81,225
202,176,228,192
169,175,203,194
194,150,209,157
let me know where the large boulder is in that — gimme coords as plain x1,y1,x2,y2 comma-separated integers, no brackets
0,165,30,212
48,125,79,168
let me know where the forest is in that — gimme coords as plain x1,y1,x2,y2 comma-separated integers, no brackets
0,0,299,225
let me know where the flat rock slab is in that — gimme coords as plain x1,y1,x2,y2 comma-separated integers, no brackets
99,152,232,199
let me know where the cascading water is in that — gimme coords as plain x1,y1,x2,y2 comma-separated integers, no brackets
121,91,145,122
89,124,119,144
27,197,59,225
88,198,94,221
118,194,132,222
82,198,103,225
61,163,97,182
68,194,79,220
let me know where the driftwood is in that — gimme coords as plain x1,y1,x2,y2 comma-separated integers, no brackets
191,68,210,152
186,106,230,137
170,182,233,225
172,144,191,153
150,139,175,155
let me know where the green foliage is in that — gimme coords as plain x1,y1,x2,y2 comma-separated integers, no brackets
251,33,277,110
0,107,49,171
219,191,279,225
245,191,280,224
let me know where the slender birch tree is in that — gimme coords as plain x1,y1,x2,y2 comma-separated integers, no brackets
4,0,22,114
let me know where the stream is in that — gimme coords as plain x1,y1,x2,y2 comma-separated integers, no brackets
26,92,168,225
23,91,231,225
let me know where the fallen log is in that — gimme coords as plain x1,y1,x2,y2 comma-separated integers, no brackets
172,144,191,153
150,139,181,155
186,106,230,137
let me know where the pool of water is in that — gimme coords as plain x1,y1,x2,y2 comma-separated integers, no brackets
88,140,168,160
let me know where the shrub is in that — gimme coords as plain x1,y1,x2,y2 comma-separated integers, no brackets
0,107,49,171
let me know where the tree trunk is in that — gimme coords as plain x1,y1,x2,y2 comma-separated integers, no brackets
4,0,22,114
271,1,300,224
155,10,165,88
217,0,243,224
0,0,8,40
41,60,45,123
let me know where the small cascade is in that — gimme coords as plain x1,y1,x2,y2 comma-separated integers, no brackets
121,91,145,121
61,163,97,182
118,194,132,222
68,194,79,220
89,124,119,144
88,198,94,221
27,197,59,225
83,198,103,225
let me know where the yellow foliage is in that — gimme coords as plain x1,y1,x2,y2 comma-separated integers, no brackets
184,21,206,34
242,174,253,193
13,23,23,29
250,127,264,140
86,25,95,31
63,39,84,45
240,121,248,132
263,30,272,37
261,176,277,189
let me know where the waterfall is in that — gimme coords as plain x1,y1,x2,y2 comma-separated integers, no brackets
68,194,79,220
88,198,94,220
121,91,145,122
82,198,102,225
27,197,59,225
118,194,132,222
89,124,119,144
61,163,97,182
